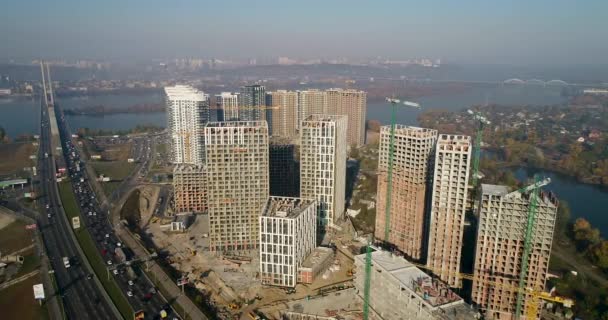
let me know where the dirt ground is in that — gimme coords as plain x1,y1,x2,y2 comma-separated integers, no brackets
144,216,361,318
138,185,160,228
0,142,36,175
0,274,48,320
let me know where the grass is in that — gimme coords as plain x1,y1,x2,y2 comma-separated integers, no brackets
58,181,133,319
0,220,33,254
0,274,49,320
90,161,136,196
0,142,36,175
90,161,136,180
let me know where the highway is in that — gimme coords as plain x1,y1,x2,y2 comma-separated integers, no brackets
54,104,181,319
37,104,118,320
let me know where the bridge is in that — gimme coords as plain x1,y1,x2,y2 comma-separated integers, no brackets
346,75,607,88
503,78,570,86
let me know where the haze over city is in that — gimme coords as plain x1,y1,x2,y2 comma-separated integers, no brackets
1,1,608,320
2,0,608,65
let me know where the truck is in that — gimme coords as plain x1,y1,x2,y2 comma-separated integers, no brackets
63,257,71,268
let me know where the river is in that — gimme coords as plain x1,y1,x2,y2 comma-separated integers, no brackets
513,167,608,237
1,85,606,236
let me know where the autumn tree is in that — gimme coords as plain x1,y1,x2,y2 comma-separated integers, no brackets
573,218,601,250
588,240,608,271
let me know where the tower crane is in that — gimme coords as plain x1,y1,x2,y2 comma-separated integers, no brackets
515,174,545,319
366,244,573,320
467,109,491,187
363,97,422,320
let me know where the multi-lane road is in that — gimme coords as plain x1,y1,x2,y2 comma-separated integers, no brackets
37,105,118,320
54,104,180,319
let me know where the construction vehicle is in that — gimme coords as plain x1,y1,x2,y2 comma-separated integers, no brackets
151,217,159,224
467,109,491,187
229,303,239,310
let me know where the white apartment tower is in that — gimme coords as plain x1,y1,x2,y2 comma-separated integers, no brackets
259,197,316,287
473,184,558,320
375,126,437,260
165,85,210,165
427,134,472,288
216,92,239,121
300,114,347,229
204,121,269,253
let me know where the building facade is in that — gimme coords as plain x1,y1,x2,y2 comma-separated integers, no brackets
216,92,239,121
326,88,367,147
269,141,300,197
165,85,210,165
375,126,437,260
239,84,266,123
204,121,269,253
472,184,558,320
300,114,347,229
173,164,207,213
259,197,316,287
426,134,472,288
267,90,298,139
353,250,477,320
297,89,327,129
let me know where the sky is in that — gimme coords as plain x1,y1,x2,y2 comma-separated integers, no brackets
2,0,608,65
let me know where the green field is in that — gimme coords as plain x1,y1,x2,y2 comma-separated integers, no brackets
58,182,132,319
90,161,136,197
0,274,49,320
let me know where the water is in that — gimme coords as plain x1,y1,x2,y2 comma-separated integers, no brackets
512,167,608,237
0,97,41,137
366,84,567,125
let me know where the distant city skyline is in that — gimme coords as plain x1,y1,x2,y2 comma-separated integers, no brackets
2,0,607,65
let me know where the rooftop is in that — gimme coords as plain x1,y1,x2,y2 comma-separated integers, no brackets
302,114,347,123
301,247,334,269
355,250,464,308
164,85,208,101
381,125,438,138
262,196,315,219
205,121,267,128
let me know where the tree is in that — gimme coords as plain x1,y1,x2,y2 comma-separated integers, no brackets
589,240,608,270
573,218,601,250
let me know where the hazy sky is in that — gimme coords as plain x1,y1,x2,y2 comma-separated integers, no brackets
2,0,608,65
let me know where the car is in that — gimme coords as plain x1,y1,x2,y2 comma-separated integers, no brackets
127,291,133,297
48,213,52,218
105,234,110,238
87,274,93,280
107,260,112,265
45,204,50,209
128,280,134,286
117,242,122,247
113,269,119,275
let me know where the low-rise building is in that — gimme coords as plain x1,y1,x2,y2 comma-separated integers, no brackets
297,247,334,284
260,197,316,287
353,250,477,320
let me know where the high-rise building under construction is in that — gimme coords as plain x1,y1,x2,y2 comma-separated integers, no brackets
204,121,269,253
267,90,298,139
426,134,472,288
472,184,557,320
374,125,437,260
173,164,207,214
326,88,367,147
